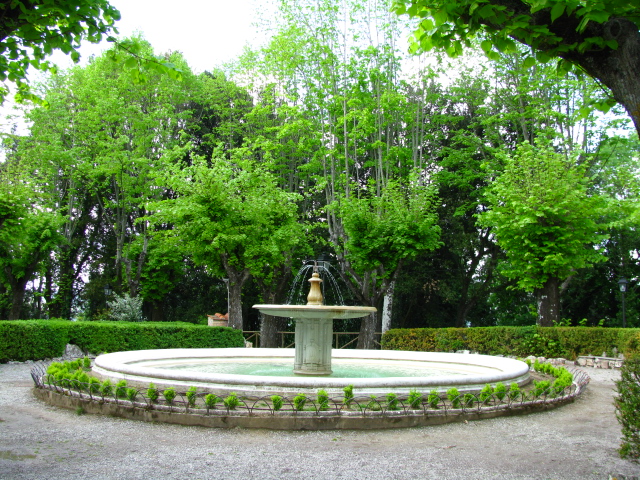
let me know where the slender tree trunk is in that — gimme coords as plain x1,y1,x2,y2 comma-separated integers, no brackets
535,277,560,327
256,264,293,348
381,280,395,334
220,253,251,330
357,311,378,349
48,246,75,319
150,301,165,322
0,282,7,319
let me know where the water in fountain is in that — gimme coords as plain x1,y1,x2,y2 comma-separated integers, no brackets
286,260,345,306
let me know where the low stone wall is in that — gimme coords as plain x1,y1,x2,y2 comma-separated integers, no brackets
32,386,584,430
528,355,625,369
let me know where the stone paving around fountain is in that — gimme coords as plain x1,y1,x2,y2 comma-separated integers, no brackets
1,361,638,480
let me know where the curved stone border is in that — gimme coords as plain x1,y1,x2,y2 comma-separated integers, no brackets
92,348,532,396
31,364,590,430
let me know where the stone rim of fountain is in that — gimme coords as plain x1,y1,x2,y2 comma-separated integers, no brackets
92,348,532,397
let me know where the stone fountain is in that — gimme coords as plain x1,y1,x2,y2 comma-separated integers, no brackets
253,265,377,375
92,263,530,397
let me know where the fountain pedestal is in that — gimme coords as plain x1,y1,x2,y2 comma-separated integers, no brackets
293,317,333,375
254,268,376,376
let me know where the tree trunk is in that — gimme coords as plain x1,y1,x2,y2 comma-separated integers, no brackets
9,278,28,320
256,263,294,348
535,277,560,327
48,246,75,319
357,311,378,349
220,253,251,331
381,280,395,334
150,301,165,322
260,314,289,348
567,18,640,139
227,279,244,330
0,282,7,319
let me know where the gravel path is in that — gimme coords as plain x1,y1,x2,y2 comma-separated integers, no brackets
0,362,638,480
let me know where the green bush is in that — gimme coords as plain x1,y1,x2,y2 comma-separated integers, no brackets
386,392,399,410
115,380,128,398
0,320,70,362
508,383,521,401
624,331,640,360
427,390,440,409
494,382,507,401
147,383,159,402
615,359,640,461
316,389,329,411
88,377,101,394
271,395,283,411
463,392,475,408
408,389,422,409
186,386,198,407
479,384,494,405
532,380,552,398
100,379,113,397
126,388,138,402
0,320,245,362
163,387,176,405
224,393,240,410
342,385,354,405
381,326,640,359
447,388,461,408
106,294,144,322
204,393,219,409
293,393,307,411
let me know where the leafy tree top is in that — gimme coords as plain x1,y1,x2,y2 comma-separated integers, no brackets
392,1,640,136
479,140,609,291
0,0,121,103
392,0,639,60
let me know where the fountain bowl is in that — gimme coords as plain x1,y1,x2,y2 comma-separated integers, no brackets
252,304,377,319
92,348,530,398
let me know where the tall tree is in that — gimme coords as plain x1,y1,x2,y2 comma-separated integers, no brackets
335,179,441,346
149,151,305,330
10,39,195,318
479,139,609,325
0,182,64,319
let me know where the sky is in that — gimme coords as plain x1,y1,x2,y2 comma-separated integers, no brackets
57,0,269,73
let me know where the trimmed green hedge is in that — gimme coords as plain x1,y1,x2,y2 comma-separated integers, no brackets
0,320,245,362
381,327,640,360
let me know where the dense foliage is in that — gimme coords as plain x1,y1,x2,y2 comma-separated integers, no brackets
392,1,640,137
615,358,640,461
480,140,609,325
382,326,640,359
0,0,119,103
1,0,639,339
0,320,244,362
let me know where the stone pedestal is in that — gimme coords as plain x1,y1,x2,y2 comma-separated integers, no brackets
293,317,333,375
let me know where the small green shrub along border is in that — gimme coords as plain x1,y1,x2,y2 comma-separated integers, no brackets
0,320,245,362
381,327,640,360
31,359,590,430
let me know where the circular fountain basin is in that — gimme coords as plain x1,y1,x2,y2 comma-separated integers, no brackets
93,348,530,397
253,304,377,319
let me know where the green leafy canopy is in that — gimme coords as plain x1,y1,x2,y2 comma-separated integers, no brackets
393,0,639,61
479,140,610,291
